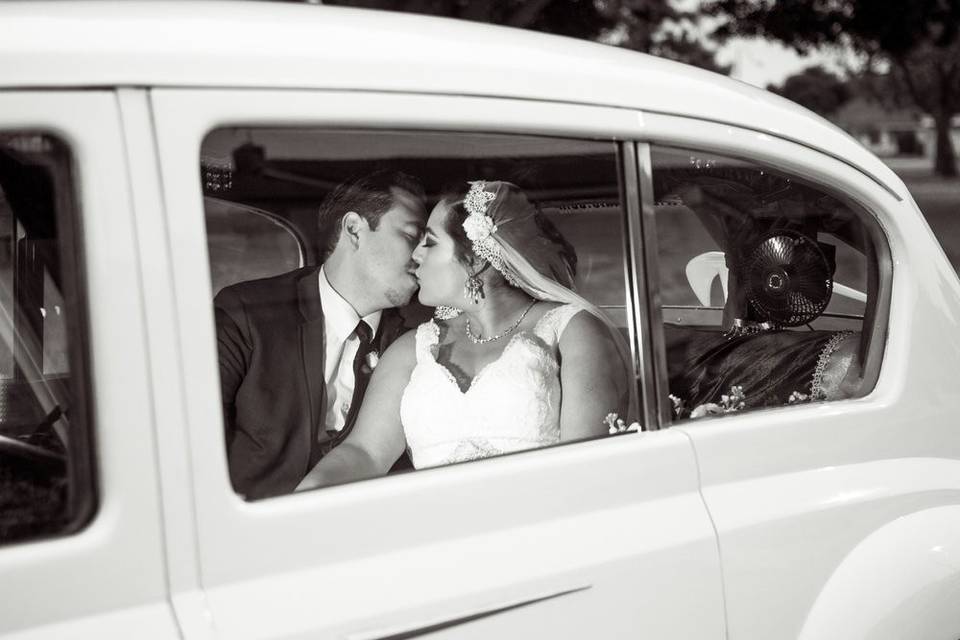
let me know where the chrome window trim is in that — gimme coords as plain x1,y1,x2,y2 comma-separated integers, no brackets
620,142,659,430
633,142,672,428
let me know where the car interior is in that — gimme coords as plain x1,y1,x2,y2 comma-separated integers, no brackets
200,130,881,427
200,128,632,332
652,146,878,417
0,132,92,544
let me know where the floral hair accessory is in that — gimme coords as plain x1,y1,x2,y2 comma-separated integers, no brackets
462,181,519,286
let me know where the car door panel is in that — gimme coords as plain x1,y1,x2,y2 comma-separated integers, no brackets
0,91,174,637
636,114,960,640
150,89,725,639
196,431,722,640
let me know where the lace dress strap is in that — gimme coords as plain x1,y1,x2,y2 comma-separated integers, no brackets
415,320,441,364
533,304,585,346
810,330,857,400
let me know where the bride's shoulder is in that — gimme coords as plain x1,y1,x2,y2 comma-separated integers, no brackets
532,301,588,332
556,309,616,357
528,301,564,325
536,301,565,314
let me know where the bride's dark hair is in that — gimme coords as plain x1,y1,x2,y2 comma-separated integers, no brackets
441,182,577,287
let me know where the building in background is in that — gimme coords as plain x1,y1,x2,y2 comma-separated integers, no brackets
832,98,960,159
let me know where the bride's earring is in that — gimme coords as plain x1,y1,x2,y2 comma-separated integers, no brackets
434,305,462,320
464,274,484,305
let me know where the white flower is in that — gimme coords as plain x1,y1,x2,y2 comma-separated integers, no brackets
463,211,497,243
669,393,686,417
604,412,640,434
690,403,723,419
365,351,380,370
690,385,747,419
462,181,498,243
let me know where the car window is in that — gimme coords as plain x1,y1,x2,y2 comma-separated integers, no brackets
650,145,885,421
200,128,641,499
0,132,94,545
204,195,306,296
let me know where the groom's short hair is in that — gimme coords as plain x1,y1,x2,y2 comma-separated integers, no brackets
318,170,425,257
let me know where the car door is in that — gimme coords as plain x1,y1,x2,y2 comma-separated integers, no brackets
638,114,960,640
0,92,176,637
149,89,725,639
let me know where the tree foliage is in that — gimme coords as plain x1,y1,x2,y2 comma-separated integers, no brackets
768,66,851,117
708,0,960,55
324,0,730,74
706,0,960,176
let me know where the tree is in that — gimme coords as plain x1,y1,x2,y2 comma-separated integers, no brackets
706,0,960,176
768,66,851,117
322,0,614,38
651,31,732,75
324,0,730,74
889,39,960,176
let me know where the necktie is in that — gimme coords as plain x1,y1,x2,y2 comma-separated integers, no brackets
341,320,375,436
319,320,375,455
352,319,374,385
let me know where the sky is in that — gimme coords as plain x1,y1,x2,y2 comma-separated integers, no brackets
719,40,816,87
715,38,855,88
674,0,855,88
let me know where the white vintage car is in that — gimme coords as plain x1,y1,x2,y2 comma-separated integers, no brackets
1,2,959,639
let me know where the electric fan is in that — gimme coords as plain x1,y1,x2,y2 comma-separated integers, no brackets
741,229,833,327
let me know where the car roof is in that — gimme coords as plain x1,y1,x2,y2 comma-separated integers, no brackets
1,0,904,197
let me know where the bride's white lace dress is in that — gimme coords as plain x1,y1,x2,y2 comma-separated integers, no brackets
400,304,583,469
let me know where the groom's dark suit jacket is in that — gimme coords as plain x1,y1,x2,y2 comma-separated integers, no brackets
214,266,405,500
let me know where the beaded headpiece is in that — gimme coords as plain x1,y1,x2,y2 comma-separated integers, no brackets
462,181,520,286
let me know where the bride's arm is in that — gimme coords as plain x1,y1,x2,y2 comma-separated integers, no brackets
557,312,629,441
296,330,417,491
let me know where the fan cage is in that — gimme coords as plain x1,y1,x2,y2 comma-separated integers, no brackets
742,230,833,327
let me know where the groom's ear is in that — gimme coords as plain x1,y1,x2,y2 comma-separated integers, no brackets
341,211,369,249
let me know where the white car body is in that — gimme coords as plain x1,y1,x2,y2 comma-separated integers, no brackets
1,2,959,639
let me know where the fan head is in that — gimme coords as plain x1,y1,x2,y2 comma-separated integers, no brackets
741,230,833,326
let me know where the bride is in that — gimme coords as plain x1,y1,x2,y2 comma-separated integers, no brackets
297,180,635,489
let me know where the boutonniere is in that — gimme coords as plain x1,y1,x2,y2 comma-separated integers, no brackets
365,351,380,371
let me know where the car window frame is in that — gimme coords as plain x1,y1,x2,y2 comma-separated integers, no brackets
198,124,651,491
0,128,98,544
631,123,894,429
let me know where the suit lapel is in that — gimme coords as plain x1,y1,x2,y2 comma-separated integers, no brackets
296,268,327,465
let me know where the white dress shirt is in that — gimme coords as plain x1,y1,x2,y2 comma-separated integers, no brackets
317,267,381,433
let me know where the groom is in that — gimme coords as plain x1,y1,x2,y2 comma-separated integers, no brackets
215,171,427,500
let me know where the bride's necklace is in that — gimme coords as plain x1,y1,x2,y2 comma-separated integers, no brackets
465,300,537,345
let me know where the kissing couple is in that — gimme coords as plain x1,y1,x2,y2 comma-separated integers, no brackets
216,172,635,499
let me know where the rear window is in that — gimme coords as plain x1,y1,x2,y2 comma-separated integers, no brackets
650,145,887,421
